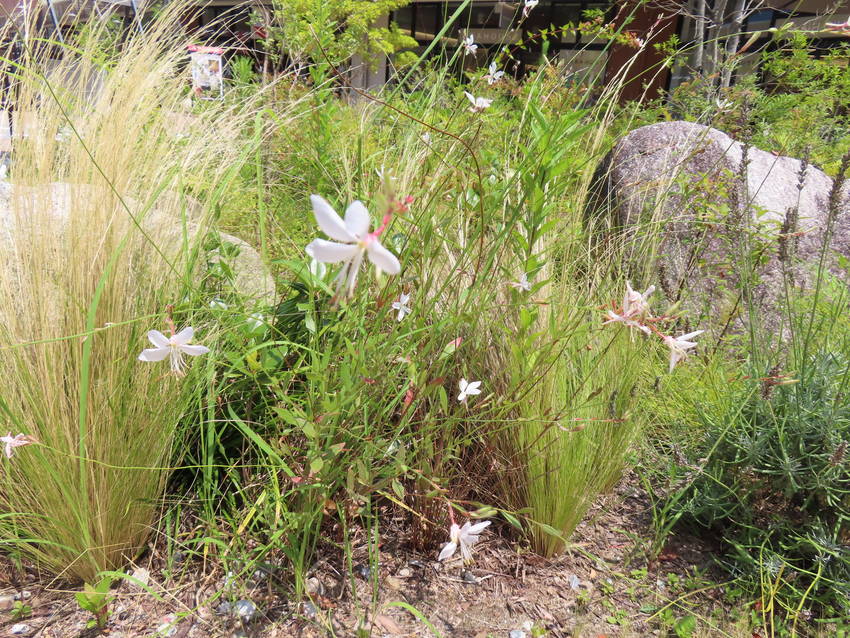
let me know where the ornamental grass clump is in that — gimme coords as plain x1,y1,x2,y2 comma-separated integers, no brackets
0,7,261,581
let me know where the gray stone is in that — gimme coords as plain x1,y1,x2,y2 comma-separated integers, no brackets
9,625,30,636
305,577,324,596
233,599,256,622
508,631,526,638
301,601,317,619
354,564,371,580
0,594,14,610
0,182,275,305
590,121,850,333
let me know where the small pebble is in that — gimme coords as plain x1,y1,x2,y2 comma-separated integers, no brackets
396,567,412,578
172,551,186,565
131,567,150,589
508,631,526,638
9,625,30,636
302,601,317,619
354,564,371,580
13,591,32,601
384,576,402,590
233,599,256,622
568,574,581,590
215,601,232,616
305,577,324,596
0,594,15,610
461,570,478,583
409,560,425,568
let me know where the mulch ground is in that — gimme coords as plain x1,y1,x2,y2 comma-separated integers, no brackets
0,472,734,638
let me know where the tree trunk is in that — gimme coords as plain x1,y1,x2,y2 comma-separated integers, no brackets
693,0,706,73
706,0,728,81
720,0,747,88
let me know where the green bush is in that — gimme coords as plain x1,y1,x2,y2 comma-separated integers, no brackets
670,350,850,620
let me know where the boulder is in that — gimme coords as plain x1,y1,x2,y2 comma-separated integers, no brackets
0,181,275,305
589,121,850,333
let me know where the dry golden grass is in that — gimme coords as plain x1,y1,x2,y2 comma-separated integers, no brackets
0,6,274,581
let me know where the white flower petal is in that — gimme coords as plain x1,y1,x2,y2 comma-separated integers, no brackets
306,239,360,264
179,344,210,357
147,330,170,348
311,194,355,242
366,240,401,275
438,541,457,561
465,91,476,106
172,326,195,345
680,330,705,341
466,521,491,535
344,201,371,238
139,347,170,362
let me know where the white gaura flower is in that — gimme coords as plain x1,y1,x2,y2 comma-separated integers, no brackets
464,92,492,113
485,62,505,85
438,520,491,563
392,293,411,322
522,0,539,18
623,281,655,318
663,330,704,372
462,34,478,55
458,378,482,402
305,195,402,298
602,281,655,334
509,273,531,292
715,97,733,111
138,327,210,376
421,132,432,144
1,432,32,459
376,165,396,182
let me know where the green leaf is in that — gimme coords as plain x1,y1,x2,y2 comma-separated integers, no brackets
501,511,523,531
391,479,405,500
674,615,697,638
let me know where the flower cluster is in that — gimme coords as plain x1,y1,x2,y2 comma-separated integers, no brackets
602,281,703,373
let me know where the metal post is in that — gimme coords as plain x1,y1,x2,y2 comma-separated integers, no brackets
46,0,65,43
129,0,144,33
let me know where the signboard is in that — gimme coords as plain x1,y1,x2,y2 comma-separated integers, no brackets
188,45,224,99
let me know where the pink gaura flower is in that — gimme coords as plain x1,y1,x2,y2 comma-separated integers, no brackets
1,432,33,459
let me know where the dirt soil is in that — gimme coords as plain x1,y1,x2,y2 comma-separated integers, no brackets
0,473,732,638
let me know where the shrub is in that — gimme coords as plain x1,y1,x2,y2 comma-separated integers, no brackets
668,349,850,620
